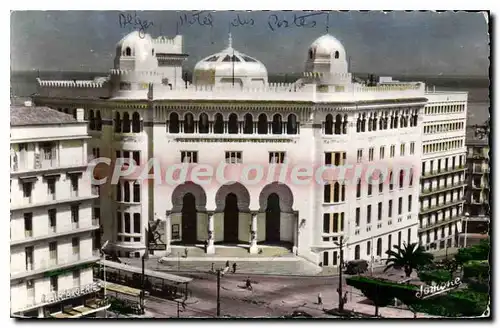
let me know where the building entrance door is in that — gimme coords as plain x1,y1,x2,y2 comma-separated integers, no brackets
181,193,197,244
224,193,239,243
265,193,281,243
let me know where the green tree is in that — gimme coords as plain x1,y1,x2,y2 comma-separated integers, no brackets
384,243,434,277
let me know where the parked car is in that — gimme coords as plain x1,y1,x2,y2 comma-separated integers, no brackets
344,260,369,274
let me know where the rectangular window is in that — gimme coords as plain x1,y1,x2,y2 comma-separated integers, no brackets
325,153,332,165
117,212,122,233
357,149,363,163
333,251,338,266
369,148,374,161
270,152,286,164
377,202,382,221
116,183,122,202
93,207,100,224
410,142,415,155
25,246,34,270
49,241,57,261
225,151,242,164
24,213,33,237
132,151,140,166
73,270,80,288
400,143,405,156
367,178,372,196
388,234,392,252
72,237,79,255
133,213,141,233
48,209,56,232
355,208,360,227
124,213,131,233
123,151,130,161
71,205,79,226
133,182,141,202
124,182,130,202
367,205,371,224
115,150,121,160
181,151,198,163
398,197,403,215
408,195,412,213
22,182,32,200
379,146,385,160
70,175,79,196
356,179,361,198
27,279,35,298
323,184,331,203
47,178,56,199
398,231,402,247
50,276,58,293
323,213,330,233
390,145,395,158
367,241,371,255
333,213,339,233
408,228,412,244
388,200,393,217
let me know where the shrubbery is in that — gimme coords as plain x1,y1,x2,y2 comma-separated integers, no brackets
418,269,452,285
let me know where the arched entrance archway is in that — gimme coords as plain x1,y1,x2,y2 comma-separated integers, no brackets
266,193,281,243
181,193,197,244
224,193,239,243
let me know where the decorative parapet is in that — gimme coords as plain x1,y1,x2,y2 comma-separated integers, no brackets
109,69,162,76
36,78,107,88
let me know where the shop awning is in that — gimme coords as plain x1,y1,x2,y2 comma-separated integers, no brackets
50,299,110,318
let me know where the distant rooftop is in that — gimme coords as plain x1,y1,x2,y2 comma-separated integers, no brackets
10,105,77,126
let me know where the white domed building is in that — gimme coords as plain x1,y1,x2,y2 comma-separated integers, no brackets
193,34,268,88
32,31,467,276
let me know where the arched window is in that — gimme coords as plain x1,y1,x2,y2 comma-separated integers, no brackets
287,114,298,134
342,114,348,134
356,115,361,133
114,112,122,133
309,49,313,59
122,112,131,133
379,114,384,130
95,110,102,131
168,113,179,134
334,51,339,59
334,114,342,135
372,113,378,131
152,49,155,56
325,114,334,135
400,115,405,128
214,113,224,134
355,245,360,260
361,114,366,132
89,110,95,130
184,113,194,134
390,114,394,129
228,113,239,134
243,113,253,134
376,238,382,256
198,113,209,134
394,113,399,129
132,112,142,133
125,47,131,56
368,116,373,132
258,114,268,134
272,114,282,134
333,182,340,203
384,115,388,129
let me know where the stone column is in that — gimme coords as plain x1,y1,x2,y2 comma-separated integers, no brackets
166,211,172,254
206,211,215,254
292,211,299,255
249,211,259,254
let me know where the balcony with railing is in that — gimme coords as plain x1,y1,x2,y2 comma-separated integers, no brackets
11,221,100,247
420,181,467,197
472,164,490,175
421,165,466,179
420,197,465,215
419,214,462,232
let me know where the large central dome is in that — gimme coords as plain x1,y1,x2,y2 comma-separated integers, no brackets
193,34,268,87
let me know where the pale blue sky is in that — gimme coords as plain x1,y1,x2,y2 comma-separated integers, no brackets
11,11,489,76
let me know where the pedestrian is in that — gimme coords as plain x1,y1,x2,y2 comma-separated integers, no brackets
211,262,215,272
181,300,186,310
232,262,237,273
226,260,230,268
317,292,323,305
246,277,253,291
184,248,188,258
343,291,348,305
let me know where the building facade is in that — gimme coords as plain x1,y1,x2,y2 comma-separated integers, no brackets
418,93,468,252
462,121,490,246
10,104,106,317
32,31,466,268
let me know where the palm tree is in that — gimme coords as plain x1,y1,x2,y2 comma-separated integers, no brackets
384,243,434,277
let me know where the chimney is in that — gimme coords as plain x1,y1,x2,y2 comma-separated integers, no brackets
76,108,84,122
24,100,32,107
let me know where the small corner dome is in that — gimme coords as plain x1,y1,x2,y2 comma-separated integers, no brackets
308,34,346,60
116,31,154,61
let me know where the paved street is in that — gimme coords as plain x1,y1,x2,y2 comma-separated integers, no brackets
111,258,438,318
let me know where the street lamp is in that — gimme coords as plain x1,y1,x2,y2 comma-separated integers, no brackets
463,212,470,248
334,236,349,312
99,240,109,318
